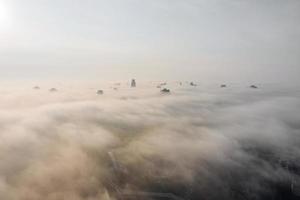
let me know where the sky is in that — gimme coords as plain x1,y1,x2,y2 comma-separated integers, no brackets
0,0,299,83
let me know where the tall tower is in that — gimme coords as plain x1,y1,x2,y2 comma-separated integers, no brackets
131,79,136,87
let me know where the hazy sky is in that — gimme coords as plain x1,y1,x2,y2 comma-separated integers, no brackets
0,0,299,82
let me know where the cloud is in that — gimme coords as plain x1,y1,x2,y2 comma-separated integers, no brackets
0,83,299,199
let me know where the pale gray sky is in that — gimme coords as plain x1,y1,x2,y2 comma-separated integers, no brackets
0,0,299,82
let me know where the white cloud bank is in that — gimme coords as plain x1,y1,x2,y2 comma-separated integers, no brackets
0,82,299,200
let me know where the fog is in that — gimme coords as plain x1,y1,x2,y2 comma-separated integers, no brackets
0,81,299,200
1,0,299,199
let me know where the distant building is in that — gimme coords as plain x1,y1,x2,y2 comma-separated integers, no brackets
190,82,197,86
49,88,57,92
97,90,103,95
161,88,170,93
131,79,136,87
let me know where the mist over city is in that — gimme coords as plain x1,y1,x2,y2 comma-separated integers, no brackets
0,0,300,199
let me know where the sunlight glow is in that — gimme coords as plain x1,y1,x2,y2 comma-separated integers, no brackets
0,2,11,29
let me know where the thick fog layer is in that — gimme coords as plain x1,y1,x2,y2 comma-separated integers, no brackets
0,82,299,200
